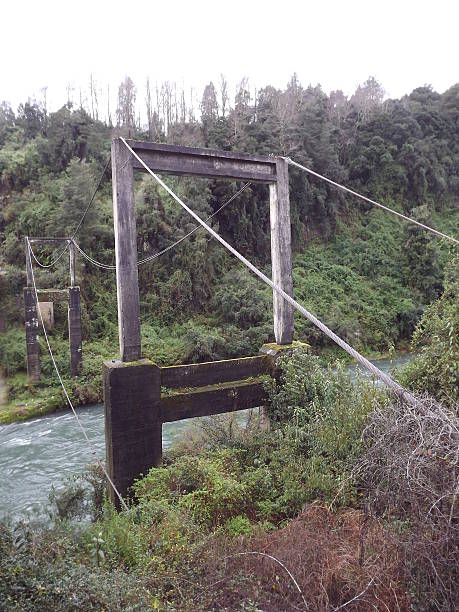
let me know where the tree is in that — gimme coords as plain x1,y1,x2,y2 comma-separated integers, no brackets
219,74,229,118
17,100,47,140
0,102,15,145
52,159,99,247
200,82,219,122
402,205,442,302
145,78,162,140
200,82,219,145
351,76,385,123
116,76,136,133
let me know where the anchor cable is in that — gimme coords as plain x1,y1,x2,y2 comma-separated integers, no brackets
286,157,459,245
121,136,419,406
26,238,128,511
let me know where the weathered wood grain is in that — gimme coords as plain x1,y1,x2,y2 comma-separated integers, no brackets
161,377,267,423
103,359,162,506
127,140,277,183
269,158,294,344
25,238,33,287
68,287,82,376
111,137,141,362
69,241,75,287
160,355,271,389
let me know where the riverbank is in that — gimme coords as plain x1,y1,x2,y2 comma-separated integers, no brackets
0,345,413,425
2,349,454,610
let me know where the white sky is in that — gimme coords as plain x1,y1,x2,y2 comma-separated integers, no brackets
1,0,457,119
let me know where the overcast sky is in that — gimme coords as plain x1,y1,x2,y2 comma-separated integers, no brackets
1,0,457,118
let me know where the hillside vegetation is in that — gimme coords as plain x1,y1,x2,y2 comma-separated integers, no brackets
0,77,458,610
0,77,458,418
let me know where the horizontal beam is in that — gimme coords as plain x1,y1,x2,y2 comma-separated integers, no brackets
160,355,271,390
161,377,267,423
29,237,71,243
36,288,70,302
126,139,277,183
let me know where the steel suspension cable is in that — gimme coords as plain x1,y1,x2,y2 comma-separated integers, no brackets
30,155,112,268
286,157,459,246
69,181,252,270
138,181,251,265
121,136,419,407
26,238,128,511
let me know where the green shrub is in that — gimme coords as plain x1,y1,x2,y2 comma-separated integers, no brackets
0,328,26,376
399,255,458,405
135,451,247,528
224,515,253,537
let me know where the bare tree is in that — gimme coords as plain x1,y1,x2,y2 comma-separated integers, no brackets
40,86,48,115
351,76,385,123
66,83,74,107
116,76,137,133
107,83,112,127
180,86,187,124
89,74,99,120
146,77,153,139
89,74,95,119
220,74,228,118
188,86,196,122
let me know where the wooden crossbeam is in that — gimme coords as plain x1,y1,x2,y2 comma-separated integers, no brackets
28,237,71,243
160,356,271,423
126,140,277,183
160,355,271,389
161,377,267,423
36,288,69,302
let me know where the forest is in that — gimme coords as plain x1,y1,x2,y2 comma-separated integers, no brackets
0,75,457,418
0,75,458,610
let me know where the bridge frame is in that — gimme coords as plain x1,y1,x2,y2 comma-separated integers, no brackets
111,138,294,361
24,237,82,381
106,138,296,504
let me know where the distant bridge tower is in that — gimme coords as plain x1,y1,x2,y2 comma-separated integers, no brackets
24,237,82,381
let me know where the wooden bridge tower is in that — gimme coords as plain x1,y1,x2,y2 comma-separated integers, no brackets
105,139,296,504
24,238,82,381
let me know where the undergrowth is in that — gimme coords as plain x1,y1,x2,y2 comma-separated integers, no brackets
1,349,457,609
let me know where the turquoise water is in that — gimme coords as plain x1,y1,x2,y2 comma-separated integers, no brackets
0,354,411,520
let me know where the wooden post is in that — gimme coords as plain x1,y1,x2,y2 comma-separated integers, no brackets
69,240,75,287
111,137,141,362
68,287,82,376
269,158,294,344
25,237,32,287
23,287,40,381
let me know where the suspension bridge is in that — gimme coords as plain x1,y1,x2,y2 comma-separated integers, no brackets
24,136,458,508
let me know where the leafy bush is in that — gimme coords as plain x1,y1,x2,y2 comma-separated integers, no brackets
134,450,248,529
399,255,458,405
0,328,26,376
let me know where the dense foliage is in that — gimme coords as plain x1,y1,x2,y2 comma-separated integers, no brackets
399,254,459,405
2,348,457,609
0,76,457,418
1,75,458,610
0,354,400,610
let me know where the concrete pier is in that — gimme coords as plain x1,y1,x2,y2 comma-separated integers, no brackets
23,287,40,382
103,359,162,506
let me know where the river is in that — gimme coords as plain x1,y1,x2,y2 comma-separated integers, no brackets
0,354,411,521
